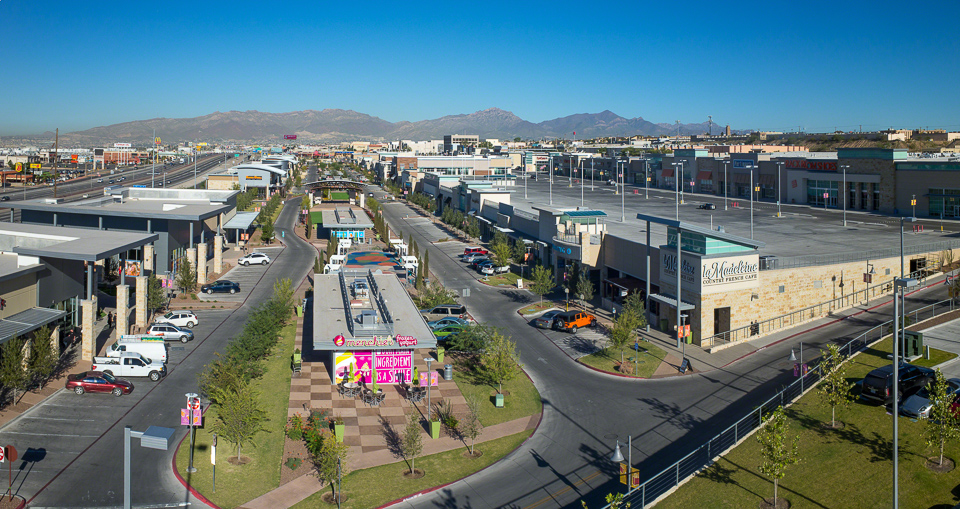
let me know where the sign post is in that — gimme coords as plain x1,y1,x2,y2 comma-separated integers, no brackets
211,434,217,492
185,393,200,473
4,445,16,501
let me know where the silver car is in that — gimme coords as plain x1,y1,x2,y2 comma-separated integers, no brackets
146,323,194,343
900,377,960,419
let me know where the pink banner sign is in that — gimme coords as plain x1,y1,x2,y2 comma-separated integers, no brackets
395,335,418,347
181,409,203,426
419,371,439,387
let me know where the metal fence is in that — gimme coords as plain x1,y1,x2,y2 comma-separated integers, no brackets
702,269,929,349
608,296,959,508
763,239,960,270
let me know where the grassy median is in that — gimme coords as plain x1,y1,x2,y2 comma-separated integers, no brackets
578,341,668,379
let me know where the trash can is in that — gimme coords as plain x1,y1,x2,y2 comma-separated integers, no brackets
444,364,453,381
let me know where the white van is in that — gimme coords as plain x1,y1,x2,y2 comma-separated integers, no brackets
108,339,167,364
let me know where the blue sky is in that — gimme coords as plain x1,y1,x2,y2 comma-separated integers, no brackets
3,0,959,135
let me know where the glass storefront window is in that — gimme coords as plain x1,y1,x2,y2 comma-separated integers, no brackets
929,188,960,217
807,180,838,208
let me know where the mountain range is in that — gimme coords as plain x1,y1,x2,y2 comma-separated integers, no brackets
7,108,728,146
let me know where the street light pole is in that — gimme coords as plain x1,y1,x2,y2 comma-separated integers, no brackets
841,164,849,226
620,160,625,223
580,160,584,207
644,157,649,199
152,128,156,188
723,160,729,210
424,357,433,422
777,161,784,218
549,158,553,206
591,158,594,191
750,169,755,239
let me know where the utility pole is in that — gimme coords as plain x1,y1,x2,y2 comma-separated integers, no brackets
708,115,712,137
52,128,59,198
152,128,156,188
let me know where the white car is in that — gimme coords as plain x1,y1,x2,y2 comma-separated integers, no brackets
154,310,198,328
238,252,271,266
480,265,510,275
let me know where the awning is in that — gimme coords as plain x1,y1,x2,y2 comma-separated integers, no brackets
759,174,776,186
648,293,696,311
697,171,713,181
734,173,751,184
0,307,67,346
224,211,260,230
661,168,674,178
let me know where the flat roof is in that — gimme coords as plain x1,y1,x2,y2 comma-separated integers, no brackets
322,207,373,229
223,211,260,230
313,271,435,351
0,223,158,262
0,254,44,282
0,307,68,346
15,194,234,221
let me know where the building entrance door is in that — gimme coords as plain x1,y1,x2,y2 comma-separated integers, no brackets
714,307,731,336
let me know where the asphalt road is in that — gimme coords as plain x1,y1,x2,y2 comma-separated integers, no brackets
375,190,955,509
13,196,313,508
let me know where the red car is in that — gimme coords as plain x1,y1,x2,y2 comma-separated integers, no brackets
65,371,134,397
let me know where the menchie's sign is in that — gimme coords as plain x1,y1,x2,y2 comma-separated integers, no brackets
332,334,419,348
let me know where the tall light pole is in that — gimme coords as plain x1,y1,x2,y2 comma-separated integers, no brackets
672,161,683,220
568,155,573,187
644,157,649,199
841,164,849,226
776,161,784,218
523,166,527,199
152,128,156,188
549,157,553,205
580,159,584,207
723,160,730,210
423,357,434,422
892,274,917,509
610,435,632,497
590,158,595,191
750,169,755,239
620,160,625,222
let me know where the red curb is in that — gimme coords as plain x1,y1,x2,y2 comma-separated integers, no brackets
171,417,221,509
575,358,649,379
374,413,544,509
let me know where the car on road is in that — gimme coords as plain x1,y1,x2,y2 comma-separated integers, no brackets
554,310,597,333
420,303,468,321
860,363,935,405
238,252,271,266
145,323,195,343
201,280,240,294
427,317,472,330
698,203,717,210
433,324,466,343
900,377,960,419
533,310,563,329
0,196,8,202
65,371,134,396
154,310,198,328
97,178,103,183
480,264,510,275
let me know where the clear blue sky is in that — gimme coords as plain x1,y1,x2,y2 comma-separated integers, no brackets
4,0,959,135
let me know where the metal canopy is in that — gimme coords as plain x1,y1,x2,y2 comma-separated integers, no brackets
648,293,696,311
562,210,607,218
223,211,260,230
0,307,67,346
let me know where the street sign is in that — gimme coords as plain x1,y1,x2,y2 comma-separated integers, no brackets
198,142,207,147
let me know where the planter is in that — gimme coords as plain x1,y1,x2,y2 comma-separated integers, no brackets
495,393,504,408
333,423,344,442
436,347,445,363
429,420,441,439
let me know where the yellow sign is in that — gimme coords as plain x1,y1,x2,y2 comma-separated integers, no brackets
155,137,161,145
29,163,41,169
245,175,263,180
911,199,917,206
618,464,639,487
198,142,207,147
14,163,22,172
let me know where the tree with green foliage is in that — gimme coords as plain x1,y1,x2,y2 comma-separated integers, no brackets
314,256,322,274
461,394,484,455
305,211,312,239
314,430,349,496
582,493,631,509
175,258,196,295
622,292,647,330
924,369,960,466
447,324,498,353
465,217,480,239
211,381,268,461
415,258,424,290
401,411,424,473
198,353,248,404
608,309,639,368
511,239,527,275
416,282,459,309
27,326,57,387
260,220,274,244
490,239,512,269
576,271,594,308
0,336,28,404
301,194,310,210
422,250,429,283
816,344,855,428
757,406,800,508
529,264,555,306
146,274,166,316
479,330,522,394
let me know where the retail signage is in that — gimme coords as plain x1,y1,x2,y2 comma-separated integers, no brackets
114,143,132,148
155,137,162,145
701,257,759,287
661,252,698,284
123,260,142,277
180,408,202,426
784,159,837,171
334,350,413,384
244,175,263,180
29,163,41,169
395,335,417,347
732,159,754,169
284,135,297,140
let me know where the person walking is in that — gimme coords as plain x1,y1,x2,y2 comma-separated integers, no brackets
107,312,114,328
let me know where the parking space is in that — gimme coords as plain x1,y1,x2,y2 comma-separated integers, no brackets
912,319,960,379
198,246,283,302
529,319,609,359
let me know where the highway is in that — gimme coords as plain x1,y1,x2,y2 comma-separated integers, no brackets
373,187,955,509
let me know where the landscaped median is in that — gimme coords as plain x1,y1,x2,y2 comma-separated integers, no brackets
578,341,668,378
655,336,959,509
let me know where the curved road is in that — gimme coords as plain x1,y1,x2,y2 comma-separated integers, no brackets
376,192,952,509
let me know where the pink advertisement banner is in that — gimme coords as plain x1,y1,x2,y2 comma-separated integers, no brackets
335,350,413,385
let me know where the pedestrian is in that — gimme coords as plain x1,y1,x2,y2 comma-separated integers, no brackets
107,312,114,328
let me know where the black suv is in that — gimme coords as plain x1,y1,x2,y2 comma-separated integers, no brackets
860,363,934,405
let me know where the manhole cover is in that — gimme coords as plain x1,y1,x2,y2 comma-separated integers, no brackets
604,433,618,440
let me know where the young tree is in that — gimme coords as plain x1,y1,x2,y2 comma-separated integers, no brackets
305,212,312,239
415,258,424,290
529,264,555,306
422,250,430,283
147,274,165,315
924,369,960,466
608,310,639,367
816,344,855,428
490,240,512,269
465,217,481,239
175,259,196,295
480,330,522,394
212,381,268,460
314,256,322,274
0,336,28,404
417,282,459,310
315,430,349,496
27,326,57,386
511,240,527,275
576,271,594,308
756,406,800,508
461,394,484,455
260,220,275,244
622,292,647,331
401,411,424,473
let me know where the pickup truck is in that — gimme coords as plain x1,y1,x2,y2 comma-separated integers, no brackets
92,352,166,381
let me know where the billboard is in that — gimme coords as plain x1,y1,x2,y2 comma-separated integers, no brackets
284,135,297,140
123,260,142,277
114,143,132,148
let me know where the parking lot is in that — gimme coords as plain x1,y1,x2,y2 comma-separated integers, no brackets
197,246,284,303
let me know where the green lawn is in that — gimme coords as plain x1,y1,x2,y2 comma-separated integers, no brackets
519,302,558,316
309,211,323,224
578,341,668,378
291,431,532,509
482,272,522,286
330,191,349,201
656,336,960,509
174,322,296,508
451,354,542,427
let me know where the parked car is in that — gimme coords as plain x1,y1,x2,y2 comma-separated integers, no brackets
554,310,597,333
860,363,935,405
463,253,488,263
469,256,491,268
420,303,468,321
427,317,472,330
201,280,240,294
154,310,198,328
146,323,194,343
0,196,8,202
433,324,466,343
109,338,167,363
901,377,960,419
238,252,271,266
480,264,510,275
533,310,563,329
65,371,134,396
92,352,166,381
462,247,489,257
698,203,717,210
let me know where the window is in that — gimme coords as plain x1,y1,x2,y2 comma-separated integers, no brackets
779,285,785,293
886,268,891,275
814,280,822,288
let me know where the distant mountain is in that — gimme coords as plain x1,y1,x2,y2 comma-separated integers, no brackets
4,108,732,146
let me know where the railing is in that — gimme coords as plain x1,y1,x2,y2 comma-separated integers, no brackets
555,234,580,244
763,239,960,270
337,270,355,336
702,269,929,349
514,209,537,221
608,296,959,509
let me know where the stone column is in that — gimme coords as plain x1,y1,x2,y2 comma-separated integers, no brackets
51,324,60,359
144,244,155,275
186,248,197,283
359,191,366,209
116,284,129,337
214,235,223,274
135,276,147,329
81,297,97,361
197,242,208,285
